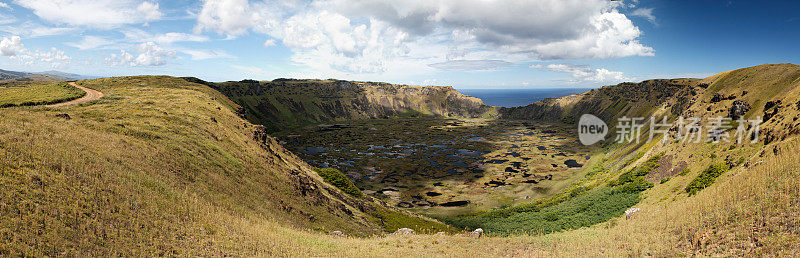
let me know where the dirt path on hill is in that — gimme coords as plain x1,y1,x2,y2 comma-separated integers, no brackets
46,82,103,108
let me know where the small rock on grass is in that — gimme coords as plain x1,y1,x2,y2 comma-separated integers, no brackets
394,228,415,235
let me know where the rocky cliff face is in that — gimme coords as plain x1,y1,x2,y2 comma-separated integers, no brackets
500,63,800,144
500,79,701,124
195,78,498,132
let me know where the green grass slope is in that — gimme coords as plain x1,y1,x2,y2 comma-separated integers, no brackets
0,76,451,255
0,81,86,107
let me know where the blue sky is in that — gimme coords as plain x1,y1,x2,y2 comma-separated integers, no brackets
0,0,798,89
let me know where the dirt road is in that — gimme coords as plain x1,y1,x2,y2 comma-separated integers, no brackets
46,82,103,108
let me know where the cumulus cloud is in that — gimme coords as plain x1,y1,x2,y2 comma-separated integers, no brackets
0,35,23,56
106,42,176,66
193,0,289,37
631,8,656,24
531,63,629,83
32,47,72,67
13,0,163,28
2,36,72,67
193,0,654,76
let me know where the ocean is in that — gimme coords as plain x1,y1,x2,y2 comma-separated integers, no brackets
458,88,592,108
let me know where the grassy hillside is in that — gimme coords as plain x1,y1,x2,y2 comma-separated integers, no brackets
211,137,797,256
243,63,800,255
0,76,453,255
0,81,86,107
423,64,800,238
191,78,498,133
500,78,701,124
1,64,798,256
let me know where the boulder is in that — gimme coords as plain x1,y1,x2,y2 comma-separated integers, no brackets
764,100,782,122
765,100,782,110
394,228,415,235
471,228,484,238
728,100,751,120
711,93,724,103
330,231,344,237
625,207,640,220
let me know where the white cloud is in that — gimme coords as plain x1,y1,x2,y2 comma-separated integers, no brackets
136,2,161,21
193,0,287,37
106,42,176,66
13,0,163,28
29,26,77,37
32,47,72,67
152,33,208,44
65,36,114,50
0,2,9,9
193,0,654,76
429,60,512,71
179,49,235,60
0,22,76,37
531,63,629,83
631,8,656,24
122,29,209,44
263,39,276,47
0,14,13,24
0,35,23,56
2,36,72,67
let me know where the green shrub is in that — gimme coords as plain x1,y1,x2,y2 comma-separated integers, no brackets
442,186,641,236
685,163,729,196
585,163,607,177
314,168,362,197
678,168,690,176
660,177,670,184
614,178,653,194
609,153,662,187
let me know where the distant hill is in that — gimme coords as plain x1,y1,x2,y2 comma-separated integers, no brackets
0,68,96,82
37,70,98,80
186,78,499,133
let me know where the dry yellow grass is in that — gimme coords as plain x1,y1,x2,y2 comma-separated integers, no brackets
0,76,392,255
1,74,798,256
